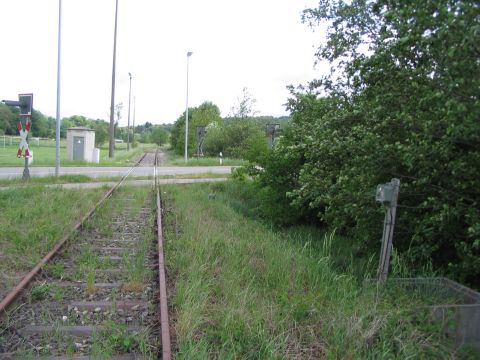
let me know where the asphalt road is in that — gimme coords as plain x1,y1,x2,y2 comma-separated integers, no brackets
0,166,234,179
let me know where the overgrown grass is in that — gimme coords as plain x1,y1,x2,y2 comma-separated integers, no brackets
163,182,474,359
0,186,105,296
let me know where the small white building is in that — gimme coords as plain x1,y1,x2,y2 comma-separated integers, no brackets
66,127,99,163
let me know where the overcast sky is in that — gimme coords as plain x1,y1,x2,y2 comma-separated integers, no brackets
0,0,327,126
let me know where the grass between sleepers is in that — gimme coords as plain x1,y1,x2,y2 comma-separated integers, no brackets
1,185,159,357
71,185,158,356
162,182,477,359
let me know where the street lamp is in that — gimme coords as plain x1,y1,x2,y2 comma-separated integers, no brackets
127,72,132,151
184,51,193,162
133,95,136,147
109,0,119,158
55,0,62,175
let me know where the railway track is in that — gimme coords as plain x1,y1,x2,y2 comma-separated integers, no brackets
0,150,171,359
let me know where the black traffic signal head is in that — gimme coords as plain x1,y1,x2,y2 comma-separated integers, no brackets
18,93,33,117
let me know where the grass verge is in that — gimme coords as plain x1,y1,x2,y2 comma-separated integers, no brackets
164,149,246,167
0,186,106,298
162,182,476,359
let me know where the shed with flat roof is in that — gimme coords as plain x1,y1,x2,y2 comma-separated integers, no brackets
66,127,97,162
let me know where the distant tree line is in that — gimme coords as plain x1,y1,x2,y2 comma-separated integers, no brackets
0,104,172,147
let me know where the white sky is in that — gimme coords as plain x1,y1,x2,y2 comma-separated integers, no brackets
0,0,326,125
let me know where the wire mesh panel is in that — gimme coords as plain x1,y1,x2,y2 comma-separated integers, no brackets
363,277,480,350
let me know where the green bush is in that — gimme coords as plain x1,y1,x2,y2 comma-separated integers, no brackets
252,0,480,288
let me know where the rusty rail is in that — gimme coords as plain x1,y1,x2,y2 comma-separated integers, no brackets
155,149,172,359
0,152,148,314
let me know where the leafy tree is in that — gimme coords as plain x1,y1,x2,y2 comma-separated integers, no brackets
30,110,50,137
151,126,169,146
60,118,73,138
223,118,265,159
170,101,222,156
203,122,226,156
93,121,109,146
0,104,16,135
254,0,480,286
229,87,258,118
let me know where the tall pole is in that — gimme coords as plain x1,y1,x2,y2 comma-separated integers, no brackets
55,0,62,176
109,0,119,158
21,117,31,181
378,178,400,284
127,72,132,151
133,95,136,146
184,51,192,162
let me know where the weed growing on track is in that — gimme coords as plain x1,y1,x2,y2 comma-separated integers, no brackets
123,197,155,292
43,263,65,279
90,322,153,358
162,183,473,359
30,284,50,301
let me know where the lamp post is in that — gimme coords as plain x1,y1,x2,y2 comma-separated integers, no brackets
184,51,193,162
127,72,132,151
109,0,119,158
55,0,62,175
133,95,136,147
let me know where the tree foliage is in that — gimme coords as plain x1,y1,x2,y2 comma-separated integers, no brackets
0,103,165,147
0,104,17,135
229,87,258,118
151,125,169,146
255,0,480,286
170,101,222,156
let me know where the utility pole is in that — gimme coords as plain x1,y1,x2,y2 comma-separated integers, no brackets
376,178,400,283
109,0,119,158
127,72,132,151
55,0,62,176
132,96,136,147
184,51,192,162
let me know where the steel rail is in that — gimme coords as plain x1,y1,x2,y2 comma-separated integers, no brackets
0,152,148,314
155,149,172,359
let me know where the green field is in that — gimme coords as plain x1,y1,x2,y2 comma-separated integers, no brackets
163,182,476,359
0,139,243,167
0,140,155,167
